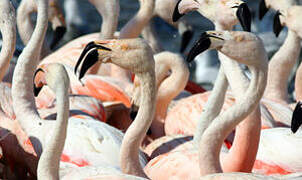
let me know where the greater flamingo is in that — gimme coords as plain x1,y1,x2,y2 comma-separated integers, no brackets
37,36,158,179
17,0,66,58
145,30,267,179
9,0,146,178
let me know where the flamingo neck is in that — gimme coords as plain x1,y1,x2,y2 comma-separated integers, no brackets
193,68,228,146
265,30,301,103
89,0,119,39
199,59,267,175
141,22,163,53
151,52,189,138
17,0,50,58
37,70,69,180
12,0,48,145
0,2,16,82
120,70,156,178
119,0,155,39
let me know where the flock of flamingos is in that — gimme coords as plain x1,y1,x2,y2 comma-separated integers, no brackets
1,0,302,179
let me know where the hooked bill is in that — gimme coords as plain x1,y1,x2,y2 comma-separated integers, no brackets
33,68,45,97
291,101,302,133
172,0,185,22
75,42,111,80
236,3,252,32
273,11,284,37
186,32,212,63
259,0,269,20
50,26,66,50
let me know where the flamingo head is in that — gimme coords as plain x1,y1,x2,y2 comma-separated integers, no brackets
173,0,251,32
258,0,297,20
75,39,155,81
48,0,66,49
281,6,302,38
187,31,268,67
33,63,70,97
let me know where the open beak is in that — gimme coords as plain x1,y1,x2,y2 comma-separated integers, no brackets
273,11,284,37
180,29,194,53
259,0,269,20
233,3,252,32
291,101,302,133
75,41,111,80
50,26,66,49
187,32,224,63
33,68,45,97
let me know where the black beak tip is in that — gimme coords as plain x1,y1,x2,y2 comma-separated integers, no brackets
237,3,252,32
273,11,284,38
291,101,302,133
180,30,194,53
33,86,42,97
78,49,99,80
172,0,184,22
50,26,67,50
259,0,269,20
186,32,211,63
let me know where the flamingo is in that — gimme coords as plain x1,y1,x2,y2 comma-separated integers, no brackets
144,0,255,156
144,30,267,179
6,0,146,178
141,0,194,53
256,0,300,127
131,51,189,142
17,0,66,58
36,37,157,179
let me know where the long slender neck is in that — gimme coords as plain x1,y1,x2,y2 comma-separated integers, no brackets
215,24,262,172
193,68,228,146
265,30,301,104
17,0,50,58
0,3,16,82
37,73,69,180
12,0,48,142
119,0,155,39
150,52,189,138
198,60,267,175
141,21,163,53
89,0,119,39
295,62,302,101
120,70,156,178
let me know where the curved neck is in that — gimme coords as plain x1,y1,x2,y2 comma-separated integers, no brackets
151,52,189,138
295,61,302,101
120,70,156,178
0,3,16,81
193,68,228,146
141,21,163,53
37,74,69,180
119,0,155,39
265,30,301,103
17,0,50,58
12,0,48,142
198,61,267,175
89,0,119,39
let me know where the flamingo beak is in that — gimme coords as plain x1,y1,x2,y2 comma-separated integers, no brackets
234,3,252,32
187,32,224,63
273,11,284,37
291,101,302,133
33,68,45,97
50,26,66,50
259,0,269,20
172,0,199,22
180,29,194,53
75,41,111,80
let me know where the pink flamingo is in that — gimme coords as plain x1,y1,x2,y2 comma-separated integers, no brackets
36,37,157,179
17,0,66,58
145,30,267,179
4,1,146,178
